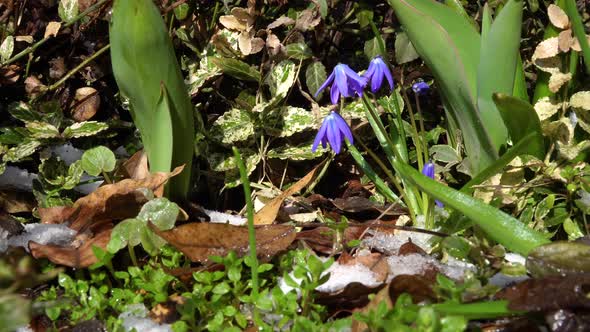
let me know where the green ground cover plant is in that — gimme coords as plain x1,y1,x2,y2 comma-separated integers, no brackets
2,0,590,331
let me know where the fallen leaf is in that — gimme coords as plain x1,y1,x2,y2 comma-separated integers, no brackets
295,9,321,31
0,64,20,85
71,87,100,121
119,150,149,180
267,16,295,29
534,97,562,121
24,76,46,98
558,29,574,52
495,274,590,311
316,282,385,312
29,226,112,268
548,4,569,30
296,225,367,254
49,57,66,79
219,15,247,31
254,165,319,225
266,32,283,56
548,72,572,93
0,188,35,213
15,36,33,43
533,37,559,60
389,274,436,304
38,167,183,231
44,21,61,39
149,222,296,263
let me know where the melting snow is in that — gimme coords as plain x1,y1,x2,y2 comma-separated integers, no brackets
119,304,172,332
387,254,475,281
204,209,247,226
0,223,76,253
0,166,38,191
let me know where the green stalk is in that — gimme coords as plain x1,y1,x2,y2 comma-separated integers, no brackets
564,0,590,74
232,147,260,317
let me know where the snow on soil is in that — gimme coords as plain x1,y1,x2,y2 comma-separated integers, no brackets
0,223,76,253
119,304,172,332
204,209,247,226
0,166,38,191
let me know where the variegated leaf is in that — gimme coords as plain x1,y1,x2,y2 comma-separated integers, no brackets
26,121,60,139
267,143,325,160
265,106,315,137
268,60,296,100
210,108,255,145
3,140,41,162
62,121,108,138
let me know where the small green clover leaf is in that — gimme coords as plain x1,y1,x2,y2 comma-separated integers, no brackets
107,198,180,256
81,146,116,177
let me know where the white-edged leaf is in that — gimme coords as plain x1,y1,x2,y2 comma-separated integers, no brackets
0,36,14,63
210,108,255,145
58,0,79,23
62,121,108,138
25,121,60,139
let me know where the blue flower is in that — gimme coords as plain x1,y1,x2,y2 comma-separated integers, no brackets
412,81,430,95
312,111,353,154
315,64,367,104
363,56,394,93
422,162,444,208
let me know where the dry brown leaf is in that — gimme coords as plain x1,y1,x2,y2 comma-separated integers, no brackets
24,76,46,98
558,29,574,52
219,15,247,31
254,166,319,225
532,37,559,60
267,16,295,29
71,87,100,122
0,189,35,213
351,284,392,332
266,32,283,56
44,21,61,39
295,9,321,31
238,31,264,55
548,72,572,93
29,226,112,268
15,36,33,43
119,150,149,180
534,97,562,121
0,64,20,85
49,57,66,79
149,222,296,263
548,4,569,30
38,167,183,231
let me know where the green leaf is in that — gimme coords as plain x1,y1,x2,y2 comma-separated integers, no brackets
0,36,14,63
268,60,296,100
209,108,255,145
476,0,523,152
565,0,590,74
25,121,60,139
137,197,179,230
63,160,84,190
285,43,312,60
62,121,108,138
81,146,116,176
108,218,144,253
387,0,497,175
492,93,545,159
315,0,328,18
267,143,325,161
8,102,42,122
3,140,41,162
391,158,550,255
305,61,327,99
265,106,315,137
364,37,381,61
111,0,196,200
211,57,261,82
394,32,419,64
430,145,461,163
58,0,79,23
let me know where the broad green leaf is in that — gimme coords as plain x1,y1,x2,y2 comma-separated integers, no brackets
111,0,196,200
0,36,14,63
3,140,41,162
356,9,374,28
388,0,497,175
305,61,327,99
285,43,312,60
62,121,108,138
265,106,315,137
25,121,60,139
140,226,167,256
58,0,79,23
210,108,255,145
391,157,549,255
107,218,143,253
8,102,42,122
493,93,545,159
0,128,28,145
477,0,522,152
394,32,419,64
430,145,461,163
268,60,296,100
186,56,221,95
137,197,179,230
267,144,325,161
211,57,261,82
565,0,590,74
63,160,83,190
81,146,116,176
364,37,380,61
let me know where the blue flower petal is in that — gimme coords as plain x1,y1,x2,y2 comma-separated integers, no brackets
312,119,329,152
315,71,335,97
334,65,350,98
330,83,340,104
334,112,354,144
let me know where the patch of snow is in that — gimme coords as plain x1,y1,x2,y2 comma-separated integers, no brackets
488,273,529,288
204,209,246,226
0,166,38,190
387,253,475,281
504,253,526,265
15,326,33,332
1,223,76,253
363,230,435,254
50,143,84,165
119,304,172,332
279,261,381,295
75,175,103,195
316,261,381,293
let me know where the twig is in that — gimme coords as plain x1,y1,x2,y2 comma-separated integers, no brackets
46,44,110,92
1,0,110,67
